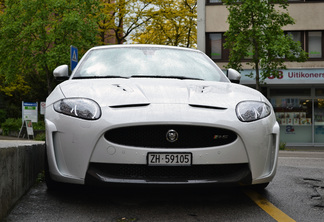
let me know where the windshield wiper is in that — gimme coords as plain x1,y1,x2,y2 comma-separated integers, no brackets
130,75,203,81
73,75,129,79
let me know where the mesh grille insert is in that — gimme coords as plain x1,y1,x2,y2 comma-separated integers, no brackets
104,125,237,148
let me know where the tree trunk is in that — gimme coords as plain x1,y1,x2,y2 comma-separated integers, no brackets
255,63,260,92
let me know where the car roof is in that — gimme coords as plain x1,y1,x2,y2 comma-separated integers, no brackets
90,44,201,53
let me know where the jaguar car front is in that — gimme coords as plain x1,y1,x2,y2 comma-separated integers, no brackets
45,45,279,190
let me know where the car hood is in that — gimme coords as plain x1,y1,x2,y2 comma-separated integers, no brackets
56,78,264,108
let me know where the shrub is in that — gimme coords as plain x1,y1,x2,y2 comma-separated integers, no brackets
2,118,22,135
0,109,6,127
35,132,46,141
279,142,286,150
33,120,45,131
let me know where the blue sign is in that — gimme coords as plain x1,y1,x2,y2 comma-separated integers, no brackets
70,45,78,72
285,125,295,134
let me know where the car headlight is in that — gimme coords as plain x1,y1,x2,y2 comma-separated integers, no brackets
236,101,271,122
53,98,101,120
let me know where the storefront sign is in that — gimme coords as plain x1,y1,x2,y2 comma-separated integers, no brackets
285,125,295,134
239,69,324,85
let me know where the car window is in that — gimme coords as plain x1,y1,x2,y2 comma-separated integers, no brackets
72,47,228,82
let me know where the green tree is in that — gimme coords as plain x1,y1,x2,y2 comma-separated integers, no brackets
98,0,153,44
132,0,197,48
0,74,31,118
223,0,308,91
0,0,5,13
0,0,101,96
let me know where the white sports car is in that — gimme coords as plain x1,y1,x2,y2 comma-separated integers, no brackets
45,44,279,189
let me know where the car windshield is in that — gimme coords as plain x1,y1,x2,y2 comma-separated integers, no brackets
72,47,228,82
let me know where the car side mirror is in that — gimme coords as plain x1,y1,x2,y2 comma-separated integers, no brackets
227,68,241,84
53,65,69,81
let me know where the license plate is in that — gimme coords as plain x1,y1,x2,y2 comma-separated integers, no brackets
147,153,192,166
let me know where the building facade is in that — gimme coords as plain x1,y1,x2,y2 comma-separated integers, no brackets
197,0,324,147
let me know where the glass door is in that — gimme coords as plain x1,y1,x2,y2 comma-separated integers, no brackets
314,99,324,143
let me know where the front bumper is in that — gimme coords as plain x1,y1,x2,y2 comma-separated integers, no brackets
45,103,279,186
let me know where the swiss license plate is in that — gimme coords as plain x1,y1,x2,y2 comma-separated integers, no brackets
147,153,192,166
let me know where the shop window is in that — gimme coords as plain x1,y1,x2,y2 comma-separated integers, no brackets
315,99,324,143
270,88,311,97
271,98,313,144
316,88,324,96
308,31,322,59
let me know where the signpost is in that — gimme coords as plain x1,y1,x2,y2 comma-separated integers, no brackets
25,120,34,138
40,102,46,115
70,45,78,72
22,102,38,123
18,102,38,139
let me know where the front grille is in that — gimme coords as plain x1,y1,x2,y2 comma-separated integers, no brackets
86,163,251,184
104,125,237,148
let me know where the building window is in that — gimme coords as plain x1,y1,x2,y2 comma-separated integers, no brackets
287,31,303,45
209,33,222,59
308,31,322,59
207,31,324,61
206,33,229,61
207,0,223,3
286,31,304,59
287,0,324,2
286,31,323,60
207,0,324,4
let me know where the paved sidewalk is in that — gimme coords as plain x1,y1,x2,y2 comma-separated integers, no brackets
285,145,324,152
0,135,27,140
279,150,324,158
0,135,44,148
0,140,44,148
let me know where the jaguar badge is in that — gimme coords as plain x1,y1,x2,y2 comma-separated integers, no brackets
166,129,178,142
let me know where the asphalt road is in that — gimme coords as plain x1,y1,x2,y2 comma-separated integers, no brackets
3,151,324,222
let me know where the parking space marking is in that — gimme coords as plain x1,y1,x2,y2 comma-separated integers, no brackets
243,189,296,222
